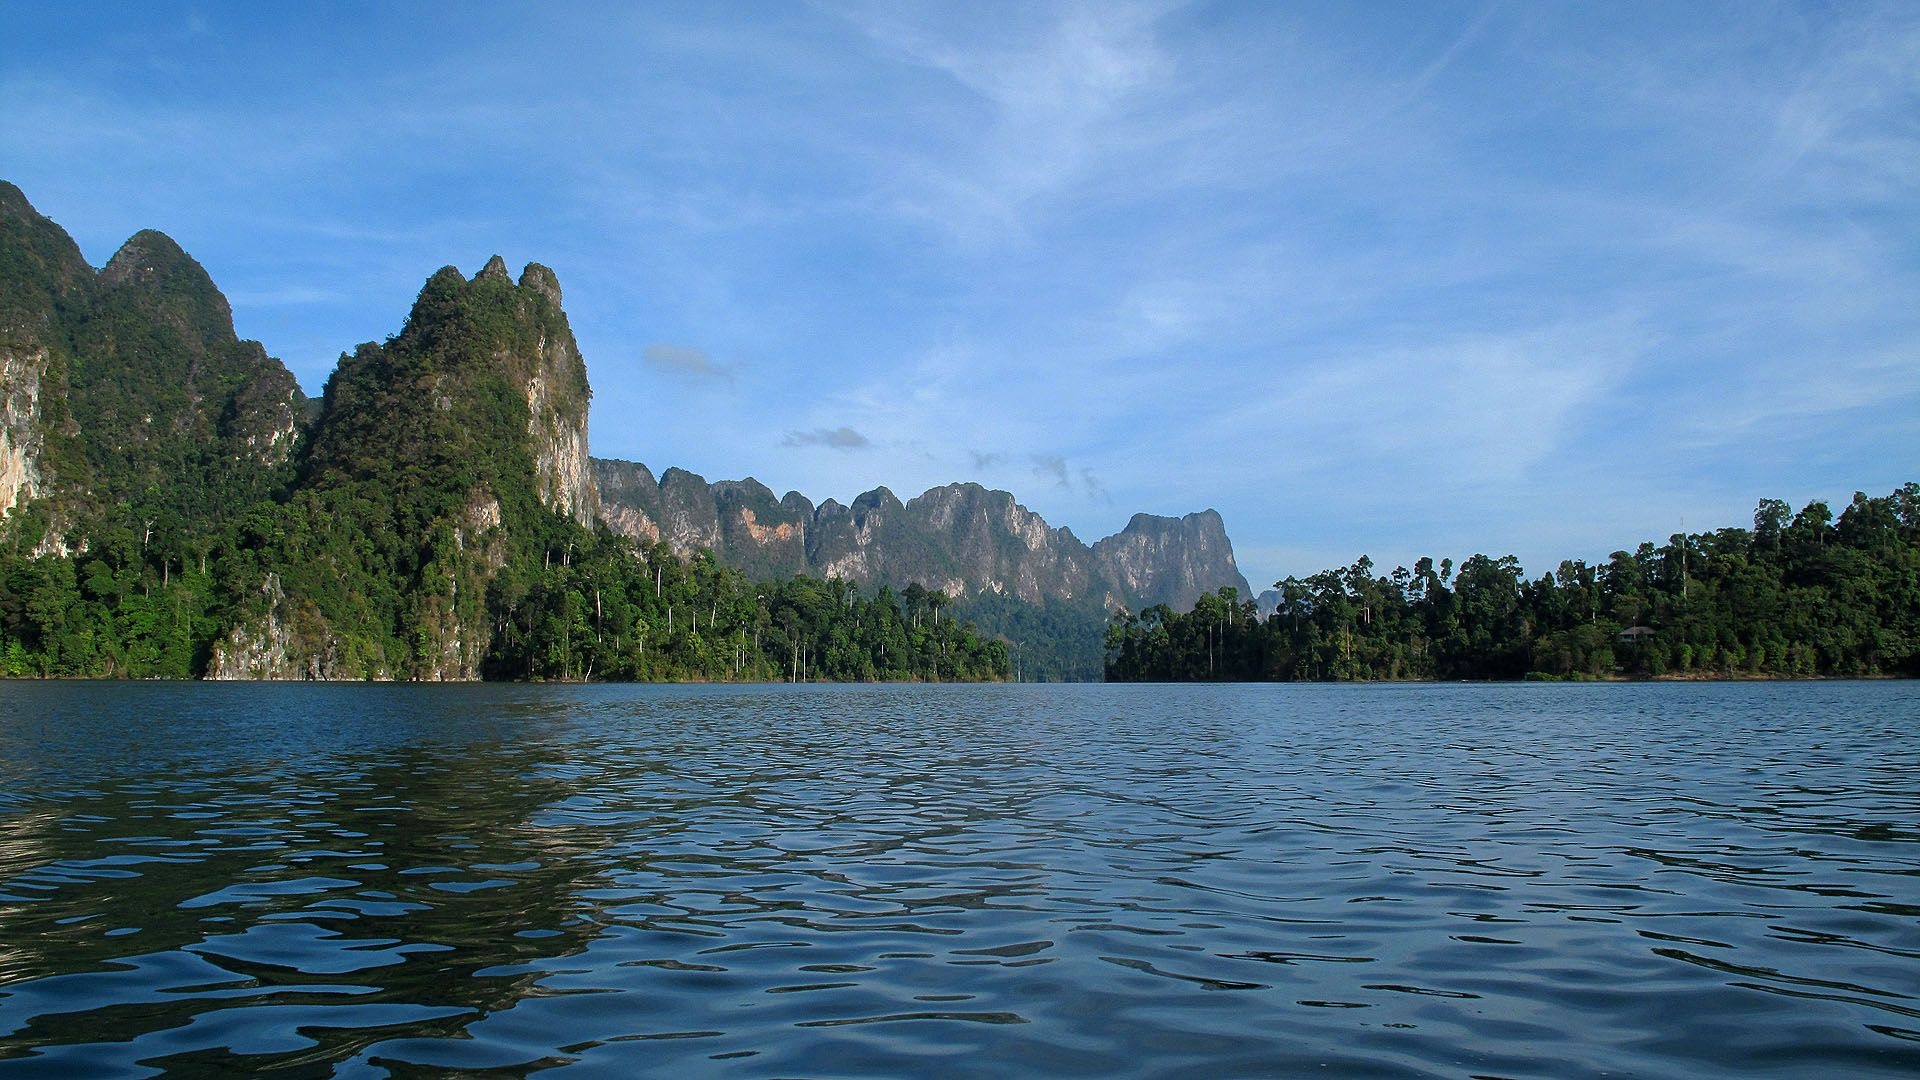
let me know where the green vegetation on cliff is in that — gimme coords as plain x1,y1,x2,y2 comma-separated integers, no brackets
0,190,308,536
0,517,1011,682
1107,486,1920,682
70,230,307,523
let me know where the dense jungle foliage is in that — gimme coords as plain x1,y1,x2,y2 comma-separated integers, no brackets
1107,485,1920,682
0,506,1008,682
484,538,1009,682
948,590,1107,682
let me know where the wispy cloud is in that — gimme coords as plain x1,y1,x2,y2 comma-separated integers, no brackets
1079,467,1111,504
1031,453,1070,488
642,343,732,381
1026,453,1109,502
830,0,1176,247
784,426,872,450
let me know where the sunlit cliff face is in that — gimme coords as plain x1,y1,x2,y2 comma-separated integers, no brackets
0,349,46,515
594,467,1248,611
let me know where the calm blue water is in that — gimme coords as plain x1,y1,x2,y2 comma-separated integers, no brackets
0,681,1916,1078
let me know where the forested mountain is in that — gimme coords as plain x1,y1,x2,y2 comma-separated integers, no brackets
0,181,306,553
1,183,313,678
1107,487,1920,682
208,256,600,679
0,183,1023,680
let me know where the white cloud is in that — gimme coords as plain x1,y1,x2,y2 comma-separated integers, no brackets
830,0,1177,246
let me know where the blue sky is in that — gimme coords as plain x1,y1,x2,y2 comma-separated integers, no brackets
5,2,1916,591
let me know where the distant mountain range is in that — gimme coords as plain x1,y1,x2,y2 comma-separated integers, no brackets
595,461,1248,612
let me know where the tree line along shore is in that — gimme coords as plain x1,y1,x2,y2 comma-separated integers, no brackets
1106,486,1920,682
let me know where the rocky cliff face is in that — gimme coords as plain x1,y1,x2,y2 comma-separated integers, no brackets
653,468,725,552
594,458,668,546
595,459,1250,611
206,574,374,681
808,486,908,586
594,460,814,579
909,483,1099,602
506,260,598,526
1092,509,1252,610
713,477,811,580
0,349,47,515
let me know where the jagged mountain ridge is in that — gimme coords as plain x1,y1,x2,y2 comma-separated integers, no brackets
592,458,1252,612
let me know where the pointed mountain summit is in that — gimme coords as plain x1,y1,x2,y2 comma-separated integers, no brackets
476,253,512,282
0,180,94,347
302,257,596,524
69,229,307,521
102,229,223,295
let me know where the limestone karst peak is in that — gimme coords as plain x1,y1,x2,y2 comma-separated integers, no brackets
101,230,218,298
475,254,512,283
519,262,561,307
0,179,35,217
853,486,901,513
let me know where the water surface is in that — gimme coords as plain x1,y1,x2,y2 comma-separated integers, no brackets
0,681,1917,1077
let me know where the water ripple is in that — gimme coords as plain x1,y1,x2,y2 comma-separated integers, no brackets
0,680,1916,1077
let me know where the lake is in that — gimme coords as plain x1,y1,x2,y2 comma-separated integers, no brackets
0,681,1916,1077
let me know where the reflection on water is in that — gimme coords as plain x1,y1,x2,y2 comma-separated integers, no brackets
0,681,1917,1077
